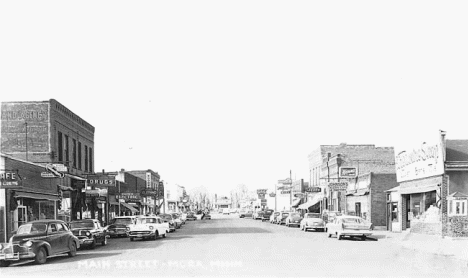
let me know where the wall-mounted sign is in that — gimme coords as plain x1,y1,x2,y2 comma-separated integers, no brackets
0,170,20,187
141,189,157,197
41,172,57,178
280,190,291,194
329,182,348,191
86,188,107,197
257,189,267,194
294,193,305,198
258,193,266,199
395,136,444,183
306,187,321,193
116,193,141,202
45,164,64,178
339,167,357,178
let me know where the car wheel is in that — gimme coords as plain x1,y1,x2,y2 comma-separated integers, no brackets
328,232,332,238
154,232,159,240
0,260,11,267
102,236,108,246
130,237,134,241
90,239,96,249
162,233,166,238
361,235,366,241
35,247,47,264
68,241,77,257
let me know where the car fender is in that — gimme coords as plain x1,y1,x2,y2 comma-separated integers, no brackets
30,240,52,256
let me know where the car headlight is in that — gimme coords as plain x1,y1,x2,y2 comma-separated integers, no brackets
126,227,130,231
23,241,33,247
149,226,154,230
86,231,91,237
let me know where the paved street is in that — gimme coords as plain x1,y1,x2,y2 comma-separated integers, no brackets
2,214,468,277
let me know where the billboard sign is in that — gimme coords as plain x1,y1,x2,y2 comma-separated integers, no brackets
87,174,116,186
339,167,357,178
329,182,348,191
395,135,445,182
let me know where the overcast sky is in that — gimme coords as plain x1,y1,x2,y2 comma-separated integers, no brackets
1,1,467,196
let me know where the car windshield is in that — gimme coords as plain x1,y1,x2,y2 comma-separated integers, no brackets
112,218,134,225
136,218,157,224
70,221,94,229
17,223,47,234
291,213,301,217
307,214,321,218
342,218,363,224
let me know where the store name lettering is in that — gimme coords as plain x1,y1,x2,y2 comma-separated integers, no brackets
88,179,114,186
0,171,17,181
1,110,47,121
395,144,440,170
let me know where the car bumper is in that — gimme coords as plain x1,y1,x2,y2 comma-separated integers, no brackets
128,231,156,238
108,230,128,237
0,251,35,261
78,238,95,245
341,230,373,236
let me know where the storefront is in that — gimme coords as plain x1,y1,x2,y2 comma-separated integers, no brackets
1,154,61,242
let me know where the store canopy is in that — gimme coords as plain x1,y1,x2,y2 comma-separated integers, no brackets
298,194,322,210
120,202,139,213
15,192,60,201
291,198,302,208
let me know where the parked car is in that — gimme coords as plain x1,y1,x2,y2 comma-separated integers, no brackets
170,213,183,229
323,211,342,224
270,212,280,223
239,210,253,218
285,212,303,227
105,216,136,238
262,209,274,222
203,213,212,220
277,212,290,225
186,212,197,221
69,219,108,249
0,220,79,267
127,216,167,241
325,215,373,240
180,213,187,224
222,208,230,215
159,214,177,232
300,213,325,232
253,211,264,220
230,208,238,214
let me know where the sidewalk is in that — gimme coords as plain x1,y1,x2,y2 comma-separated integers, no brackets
372,230,468,263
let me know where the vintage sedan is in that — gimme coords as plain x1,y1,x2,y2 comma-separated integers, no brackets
285,212,303,227
270,212,280,223
203,213,212,220
159,213,177,232
179,213,187,224
105,216,136,238
127,216,167,241
277,212,290,225
186,212,197,221
239,210,253,218
262,209,274,222
69,219,108,249
0,220,79,267
300,213,326,232
170,213,183,229
325,215,373,240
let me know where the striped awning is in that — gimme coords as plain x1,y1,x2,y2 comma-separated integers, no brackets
298,194,322,209
120,202,139,213
15,191,60,201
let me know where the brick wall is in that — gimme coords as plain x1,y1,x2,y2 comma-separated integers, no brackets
370,173,399,227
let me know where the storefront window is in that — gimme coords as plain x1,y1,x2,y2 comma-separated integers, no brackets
410,193,423,219
424,191,437,211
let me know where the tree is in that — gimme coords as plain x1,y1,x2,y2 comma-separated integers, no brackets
188,185,209,210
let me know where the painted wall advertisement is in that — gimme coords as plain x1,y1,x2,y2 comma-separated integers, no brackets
394,135,445,183
1,102,50,153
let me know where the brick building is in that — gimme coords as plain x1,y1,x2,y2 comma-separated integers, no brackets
307,143,395,214
1,99,95,240
126,170,161,215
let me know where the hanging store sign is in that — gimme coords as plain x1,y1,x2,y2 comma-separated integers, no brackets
87,174,116,186
280,190,291,194
141,189,157,197
117,193,141,202
269,192,276,197
305,187,321,193
329,182,348,191
339,167,357,178
294,193,305,198
44,164,64,178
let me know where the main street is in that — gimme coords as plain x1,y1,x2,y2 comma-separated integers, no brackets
2,214,468,277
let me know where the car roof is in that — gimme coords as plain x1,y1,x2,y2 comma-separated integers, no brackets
25,219,66,224
70,219,97,222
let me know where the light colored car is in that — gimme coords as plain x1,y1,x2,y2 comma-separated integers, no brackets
171,213,183,228
277,212,290,225
300,213,325,232
285,212,303,227
180,213,187,224
222,208,230,215
127,216,167,241
325,215,373,240
239,210,253,218
160,214,177,232
270,212,280,223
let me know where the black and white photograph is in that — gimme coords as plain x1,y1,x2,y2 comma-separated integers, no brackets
1,1,468,277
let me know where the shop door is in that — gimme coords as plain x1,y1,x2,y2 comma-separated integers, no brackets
387,203,392,231
355,203,361,218
14,206,28,230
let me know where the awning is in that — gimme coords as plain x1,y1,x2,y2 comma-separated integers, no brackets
15,192,60,201
291,198,302,208
65,173,87,181
298,194,322,209
120,202,139,213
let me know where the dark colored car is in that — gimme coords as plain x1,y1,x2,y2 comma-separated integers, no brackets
69,219,108,249
255,211,265,220
186,212,197,221
262,210,274,222
0,220,79,267
203,213,211,220
285,212,303,227
105,216,136,238
159,214,176,232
